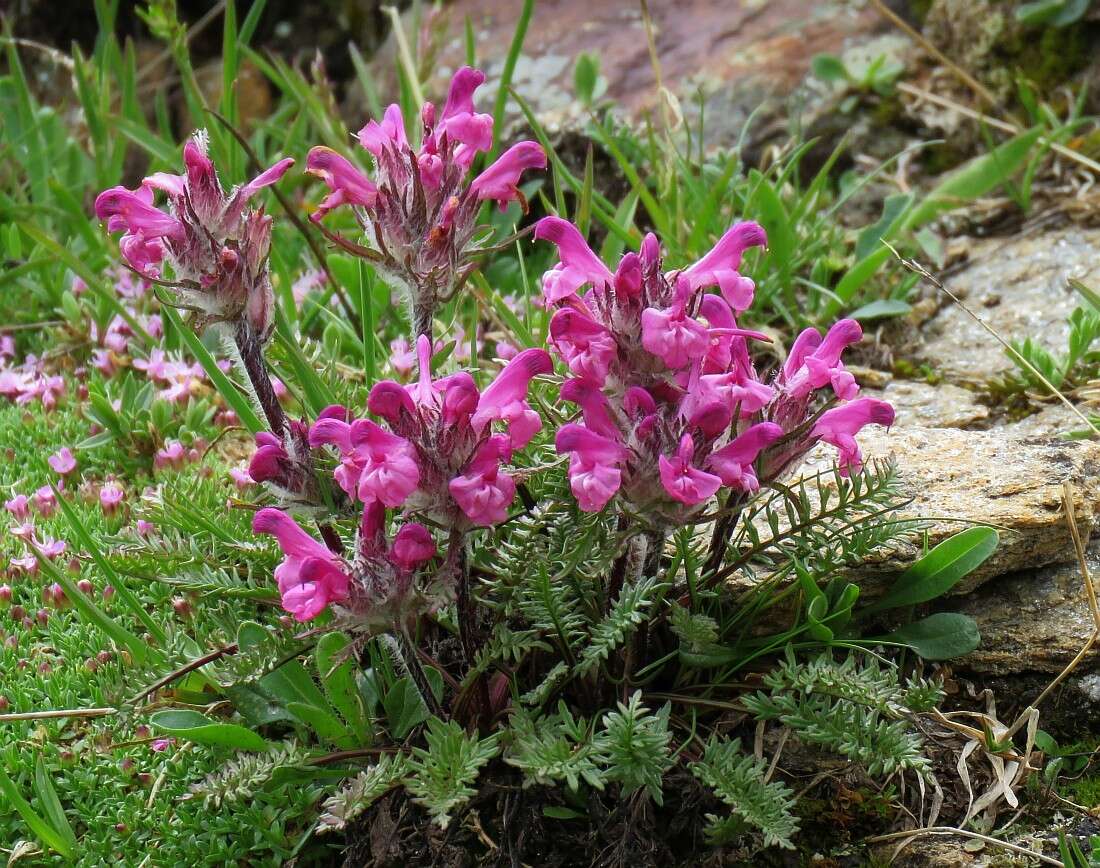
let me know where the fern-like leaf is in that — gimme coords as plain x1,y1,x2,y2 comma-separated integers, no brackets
405,718,500,828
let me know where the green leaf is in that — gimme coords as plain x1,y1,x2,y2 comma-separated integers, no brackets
384,677,429,740
0,765,74,858
1015,0,1067,25
286,701,357,749
855,192,914,261
161,305,265,433
849,299,912,321
863,527,999,614
811,53,849,83
827,246,892,316
903,128,1043,231
573,52,600,105
316,632,370,738
882,612,980,660
149,710,271,751
34,756,76,852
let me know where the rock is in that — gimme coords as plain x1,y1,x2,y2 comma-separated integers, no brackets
913,226,1100,384
384,0,891,142
864,380,989,429
1001,402,1082,438
954,539,1100,675
796,425,1100,592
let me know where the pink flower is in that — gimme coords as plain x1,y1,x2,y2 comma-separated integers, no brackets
96,133,292,337
470,141,547,208
136,519,156,536
305,148,379,219
495,341,519,361
706,423,784,493
253,508,349,621
448,435,516,526
549,309,617,385
390,523,437,570
33,486,56,517
4,495,29,519
229,467,254,490
811,398,894,475
555,424,626,512
48,448,77,476
309,417,421,507
640,279,711,369
99,482,125,514
33,536,67,559
781,319,863,400
10,554,38,575
470,348,553,448
150,738,174,752
533,217,615,303
358,103,409,156
154,440,187,471
658,435,722,506
681,221,767,312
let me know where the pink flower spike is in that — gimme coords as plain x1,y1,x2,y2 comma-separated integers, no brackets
305,147,379,218
48,448,77,476
99,482,125,515
707,422,784,492
682,221,767,306
811,398,895,476
449,435,516,526
555,423,626,512
357,103,409,156
471,348,552,448
33,486,57,517
470,141,546,209
349,419,421,507
658,435,722,506
390,523,437,570
4,495,29,520
534,217,615,302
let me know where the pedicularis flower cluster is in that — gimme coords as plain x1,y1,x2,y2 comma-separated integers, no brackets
306,66,547,337
95,65,893,629
535,217,895,530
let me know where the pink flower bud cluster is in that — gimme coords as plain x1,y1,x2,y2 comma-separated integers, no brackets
94,132,293,340
305,67,546,334
535,217,894,522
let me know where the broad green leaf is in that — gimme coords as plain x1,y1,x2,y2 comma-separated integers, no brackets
855,192,914,261
811,53,849,83
286,701,357,749
316,631,370,737
384,677,429,739
863,527,999,614
574,52,600,105
149,710,271,751
882,612,981,660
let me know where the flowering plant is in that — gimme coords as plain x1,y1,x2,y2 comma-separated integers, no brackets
80,61,983,863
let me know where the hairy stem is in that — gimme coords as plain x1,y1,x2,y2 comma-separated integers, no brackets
234,319,287,437
413,300,435,340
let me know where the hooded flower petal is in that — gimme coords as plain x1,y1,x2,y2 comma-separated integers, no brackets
253,508,347,619
549,308,617,385
810,398,895,475
534,217,615,302
357,103,409,156
470,141,546,208
555,423,626,512
390,523,437,570
349,419,421,507
471,348,552,448
681,221,767,310
706,422,784,492
305,147,379,218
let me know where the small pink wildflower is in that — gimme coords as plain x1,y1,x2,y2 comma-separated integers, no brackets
99,482,125,515
48,448,77,476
